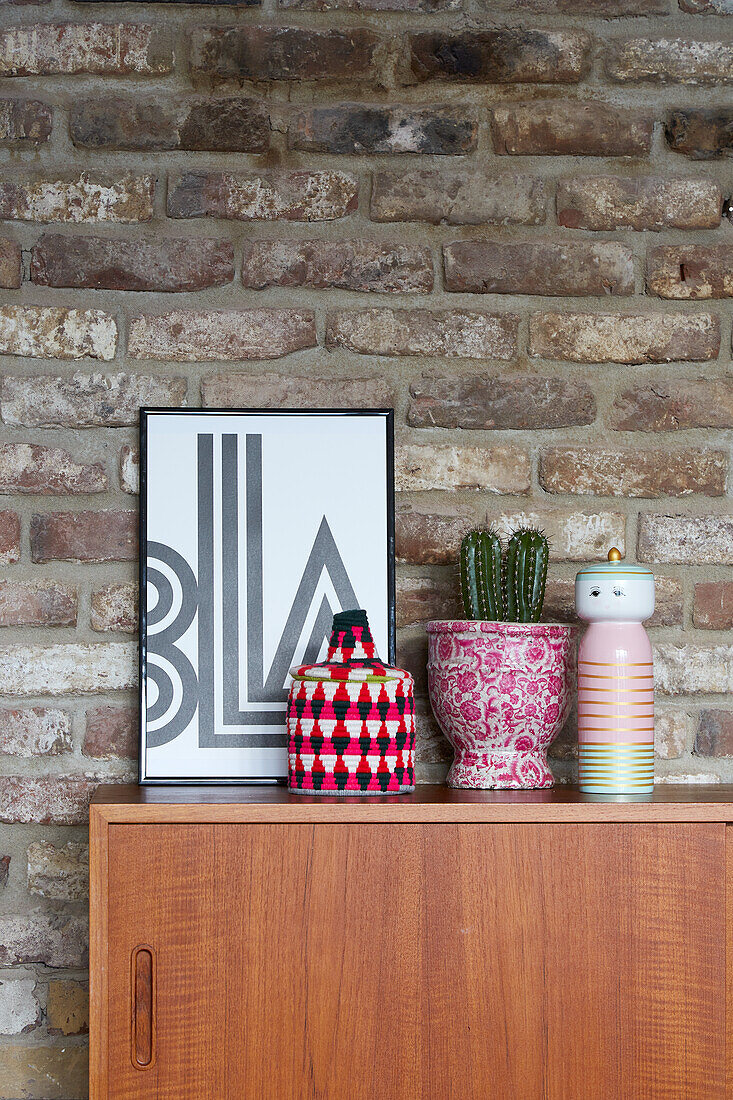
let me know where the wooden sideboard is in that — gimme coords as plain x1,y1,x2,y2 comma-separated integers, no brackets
90,784,733,1099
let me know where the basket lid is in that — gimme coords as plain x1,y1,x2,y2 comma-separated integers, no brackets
290,609,412,685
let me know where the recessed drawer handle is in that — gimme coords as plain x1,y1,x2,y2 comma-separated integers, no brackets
131,945,155,1069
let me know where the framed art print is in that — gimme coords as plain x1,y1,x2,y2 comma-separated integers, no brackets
139,408,395,784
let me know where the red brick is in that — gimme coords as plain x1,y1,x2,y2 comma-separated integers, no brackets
611,379,733,430
70,96,269,152
530,311,720,363
84,705,137,759
283,0,456,8
557,176,721,230
326,309,518,359
408,374,596,429
396,575,460,628
607,37,733,84
119,446,139,494
241,240,433,293
396,443,530,493
129,309,316,362
0,98,51,143
2,373,186,428
0,174,155,223
371,170,545,225
638,514,733,564
408,30,591,84
0,777,101,826
191,26,380,82
0,443,106,494
0,708,72,756
693,581,733,628
30,510,137,563
666,109,733,159
696,710,733,756
168,170,358,222
0,239,21,288
33,235,234,293
444,240,634,297
0,581,77,627
91,583,137,633
647,244,733,299
0,906,87,965
202,373,393,409
539,446,727,497
0,511,20,564
0,305,116,361
0,23,172,76
289,105,477,155
491,101,652,157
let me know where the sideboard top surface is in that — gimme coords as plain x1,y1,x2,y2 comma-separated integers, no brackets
90,784,733,824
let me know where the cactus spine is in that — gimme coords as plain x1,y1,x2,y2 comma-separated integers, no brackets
461,527,549,623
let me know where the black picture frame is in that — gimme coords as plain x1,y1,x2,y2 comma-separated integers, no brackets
139,407,395,785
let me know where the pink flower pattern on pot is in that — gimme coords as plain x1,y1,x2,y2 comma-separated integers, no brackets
427,621,575,790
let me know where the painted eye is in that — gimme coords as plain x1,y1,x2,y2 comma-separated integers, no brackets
590,588,601,597
613,587,623,597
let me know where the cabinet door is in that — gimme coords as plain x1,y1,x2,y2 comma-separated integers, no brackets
104,821,725,1100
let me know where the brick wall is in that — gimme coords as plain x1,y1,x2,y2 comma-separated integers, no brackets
1,0,733,1092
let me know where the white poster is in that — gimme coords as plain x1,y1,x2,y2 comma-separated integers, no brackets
140,409,394,783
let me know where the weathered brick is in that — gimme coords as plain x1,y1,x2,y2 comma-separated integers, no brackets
539,446,727,497
543,574,683,627
119,445,139,494
444,240,634,297
397,506,625,564
202,372,393,408
408,374,596,429
0,908,88,966
694,581,733,629
326,309,518,359
681,0,733,10
0,979,40,1035
242,240,433,293
2,373,186,428
0,1043,88,1100
169,170,358,222
0,239,21,289
530,311,720,363
611,379,733,431
129,309,316,362
639,514,733,563
91,582,137,633
492,0,668,9
0,644,135,697
371,170,545,225
408,30,591,84
656,643,733,693
607,37,733,84
557,176,721,230
0,777,112,824
290,106,476,155
84,704,137,760
0,23,172,76
396,443,530,493
71,96,268,152
396,574,460,628
696,710,733,756
0,98,51,143
647,244,733,299
32,235,234,292
31,510,137,563
283,0,457,8
0,512,20,564
0,174,154,223
0,306,116,361
46,980,88,1036
666,109,733,159
655,710,692,760
27,841,88,901
0,708,71,756
0,443,106,494
191,27,379,82
491,101,652,157
0,582,77,628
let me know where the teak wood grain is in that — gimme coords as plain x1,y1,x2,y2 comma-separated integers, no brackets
91,790,729,1100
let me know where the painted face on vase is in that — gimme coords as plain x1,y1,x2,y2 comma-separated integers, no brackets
575,550,655,624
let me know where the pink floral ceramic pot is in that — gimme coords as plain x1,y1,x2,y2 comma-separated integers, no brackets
427,621,575,790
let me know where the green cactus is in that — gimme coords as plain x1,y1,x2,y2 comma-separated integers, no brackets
459,529,503,621
460,527,549,623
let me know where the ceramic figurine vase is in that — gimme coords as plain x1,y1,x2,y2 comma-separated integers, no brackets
286,609,415,795
575,548,655,795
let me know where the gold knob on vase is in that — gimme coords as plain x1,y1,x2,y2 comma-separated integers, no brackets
607,547,622,562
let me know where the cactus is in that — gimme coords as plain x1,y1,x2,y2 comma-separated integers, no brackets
459,529,503,621
460,527,549,623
